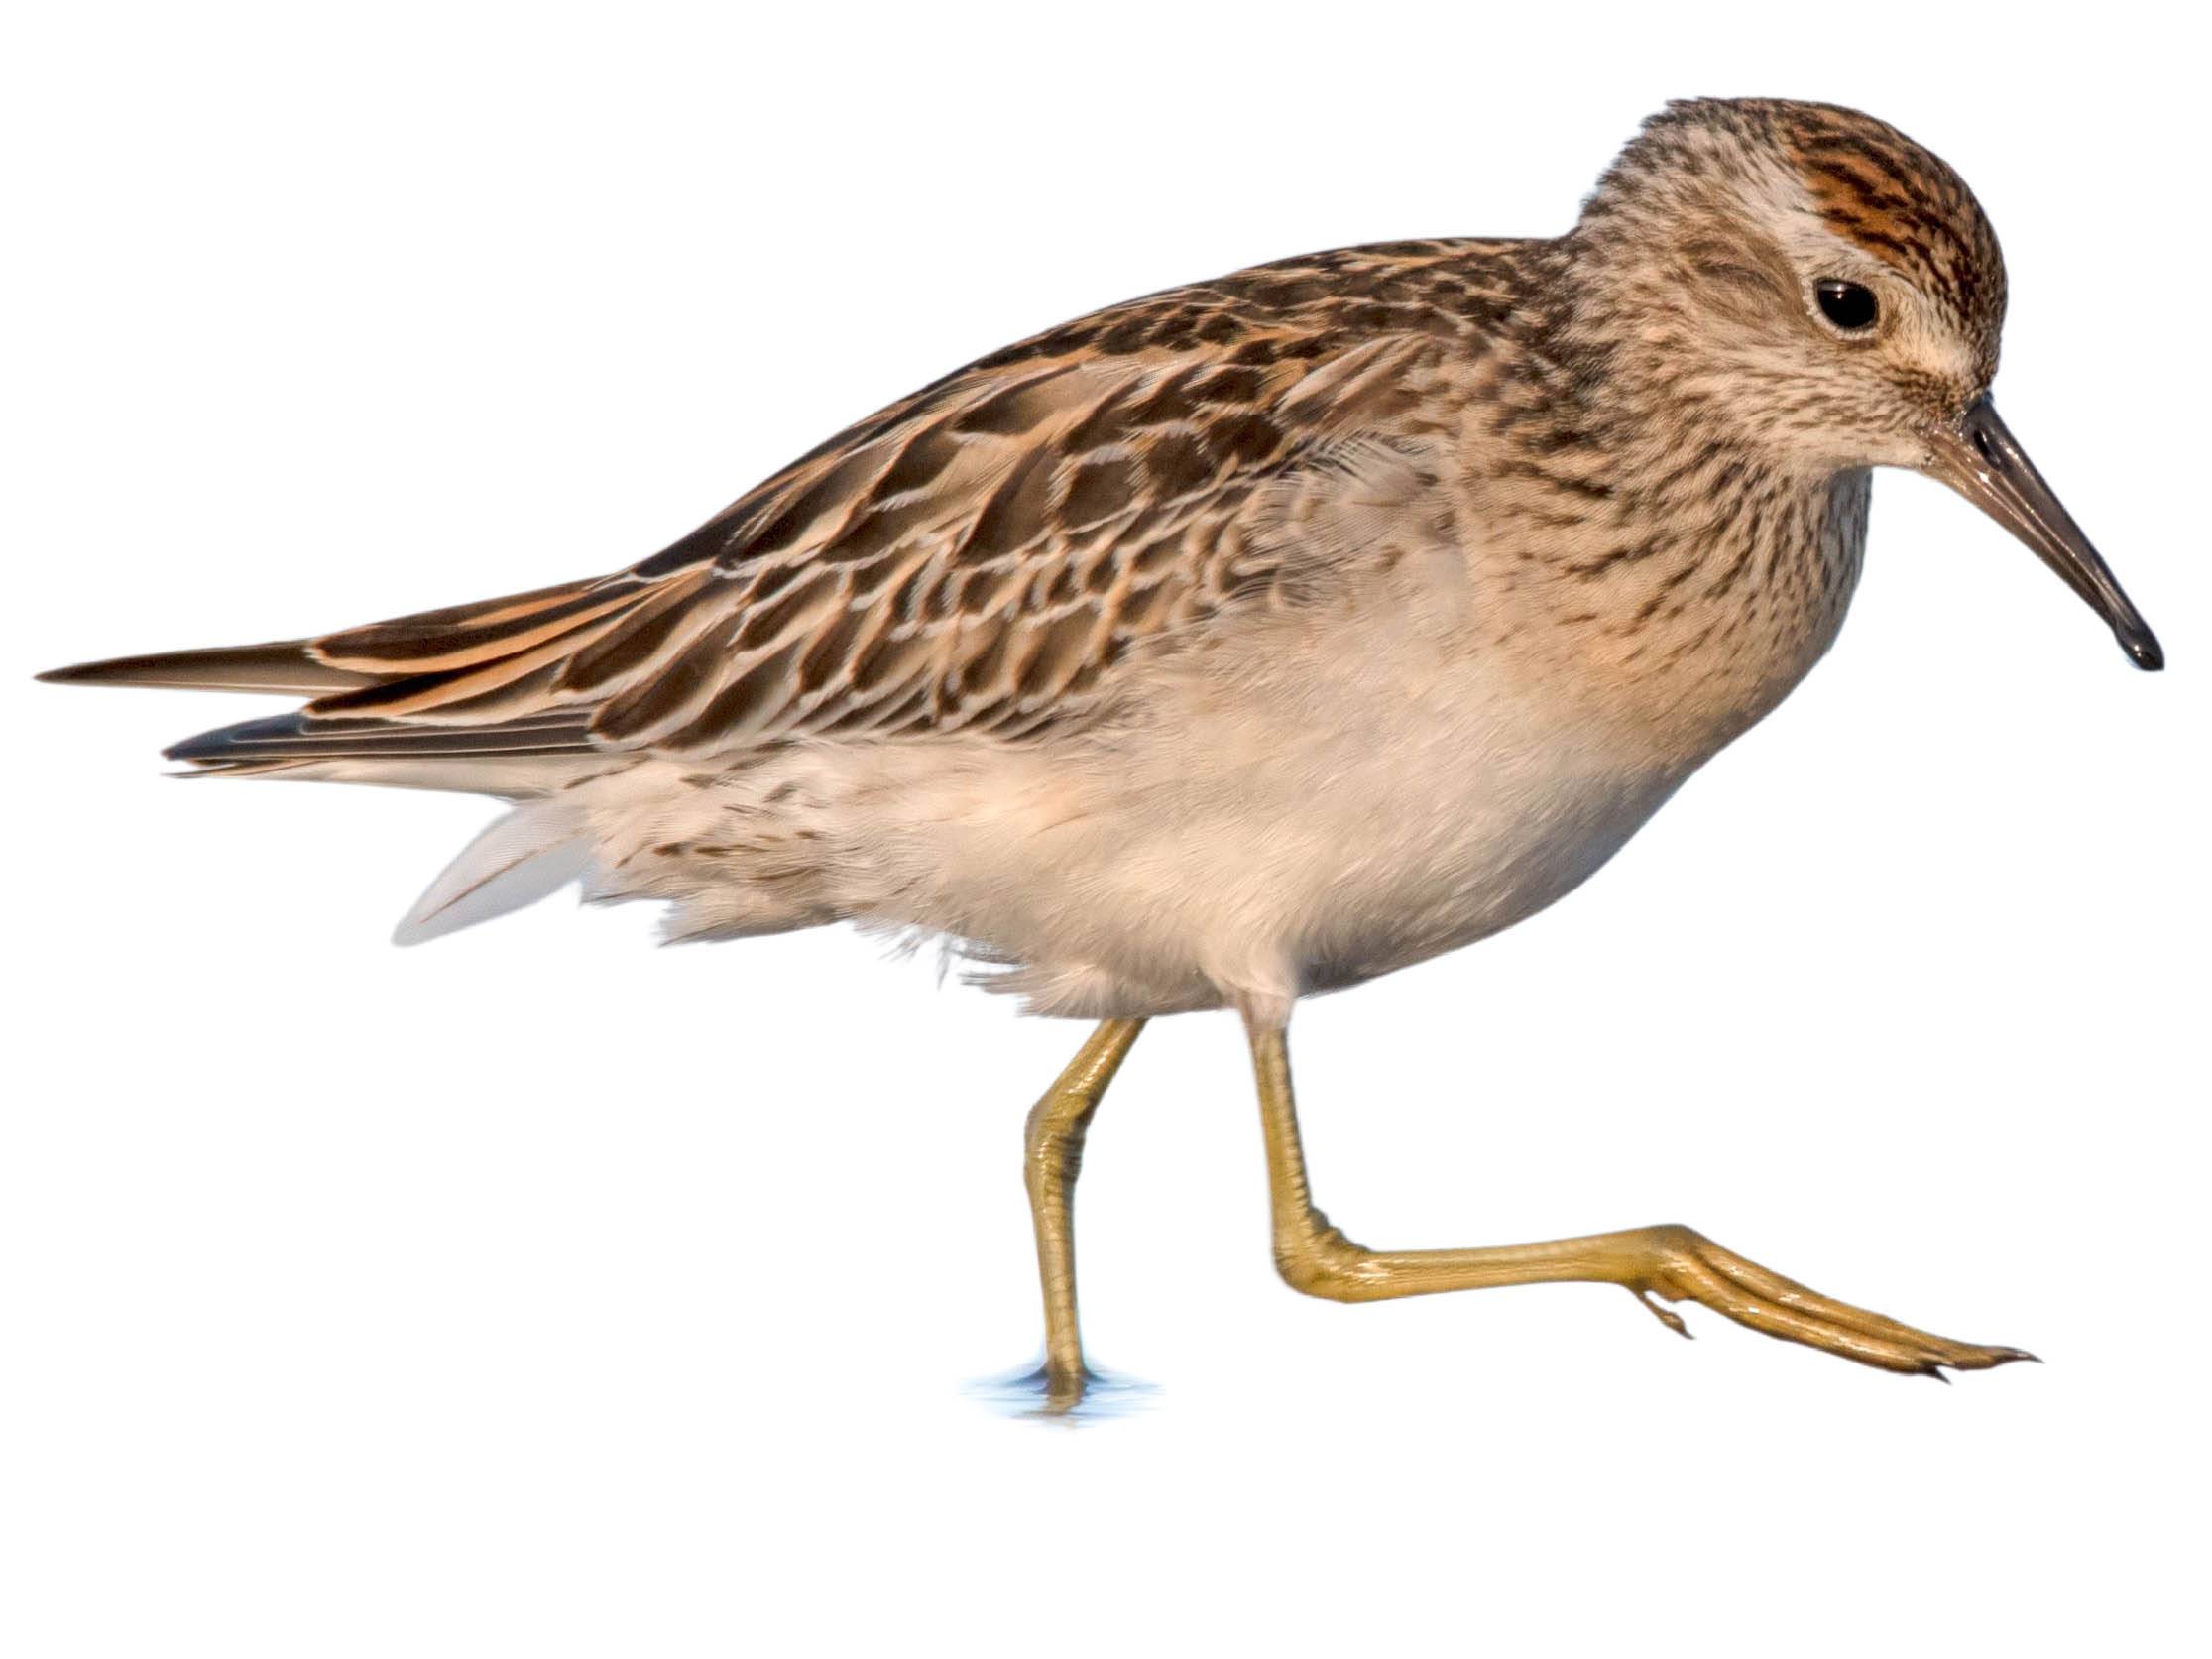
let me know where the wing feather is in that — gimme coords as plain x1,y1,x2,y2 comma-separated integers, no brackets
49,236,1507,777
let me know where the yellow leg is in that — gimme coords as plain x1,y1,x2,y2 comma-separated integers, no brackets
1023,1018,1146,1410
1247,1018,2035,1378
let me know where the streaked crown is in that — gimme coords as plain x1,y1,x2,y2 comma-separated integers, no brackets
1564,98,2011,470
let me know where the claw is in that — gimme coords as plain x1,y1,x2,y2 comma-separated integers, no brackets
1633,1288,1692,1339
1622,1228,2041,1379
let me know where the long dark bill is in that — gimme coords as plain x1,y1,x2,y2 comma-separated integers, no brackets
1927,396,2162,670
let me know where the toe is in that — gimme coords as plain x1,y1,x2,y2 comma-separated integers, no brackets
1642,1233,2037,1379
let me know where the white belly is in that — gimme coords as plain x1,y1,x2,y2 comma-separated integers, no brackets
815,617,1699,1020
566,583,1713,1020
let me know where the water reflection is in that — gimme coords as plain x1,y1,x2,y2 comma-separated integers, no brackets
966,1360,1158,1424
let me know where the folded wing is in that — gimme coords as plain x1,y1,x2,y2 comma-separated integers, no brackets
45,255,1470,784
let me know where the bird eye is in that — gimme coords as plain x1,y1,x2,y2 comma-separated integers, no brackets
1815,279,1879,332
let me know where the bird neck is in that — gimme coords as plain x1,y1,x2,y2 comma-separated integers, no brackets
1464,246,1871,759
1492,451,1870,763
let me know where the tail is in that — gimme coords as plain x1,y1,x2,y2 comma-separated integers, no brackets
36,638,385,696
38,575,659,938
37,573,651,788
153,706,601,793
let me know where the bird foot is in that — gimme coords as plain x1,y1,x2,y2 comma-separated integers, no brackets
1622,1224,2037,1377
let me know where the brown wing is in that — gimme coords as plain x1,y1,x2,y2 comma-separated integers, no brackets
50,238,1510,768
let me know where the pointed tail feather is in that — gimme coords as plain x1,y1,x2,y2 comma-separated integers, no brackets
163,708,595,766
152,707,602,794
39,570,642,716
43,573,643,796
39,640,381,695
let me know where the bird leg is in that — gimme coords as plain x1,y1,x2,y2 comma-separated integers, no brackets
1245,1019,2035,1378
1022,1017,1146,1410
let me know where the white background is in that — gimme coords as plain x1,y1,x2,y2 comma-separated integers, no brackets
4,4,2204,1654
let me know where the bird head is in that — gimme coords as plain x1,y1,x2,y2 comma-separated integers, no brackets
1568,97,2160,669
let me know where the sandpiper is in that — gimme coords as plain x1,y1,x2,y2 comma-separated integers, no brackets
43,98,2161,1411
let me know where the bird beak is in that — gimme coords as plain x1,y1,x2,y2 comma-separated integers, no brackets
1925,396,2162,670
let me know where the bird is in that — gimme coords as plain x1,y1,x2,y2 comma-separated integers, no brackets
42,97,2162,1413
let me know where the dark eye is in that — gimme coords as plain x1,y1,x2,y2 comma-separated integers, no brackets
1815,279,1879,332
